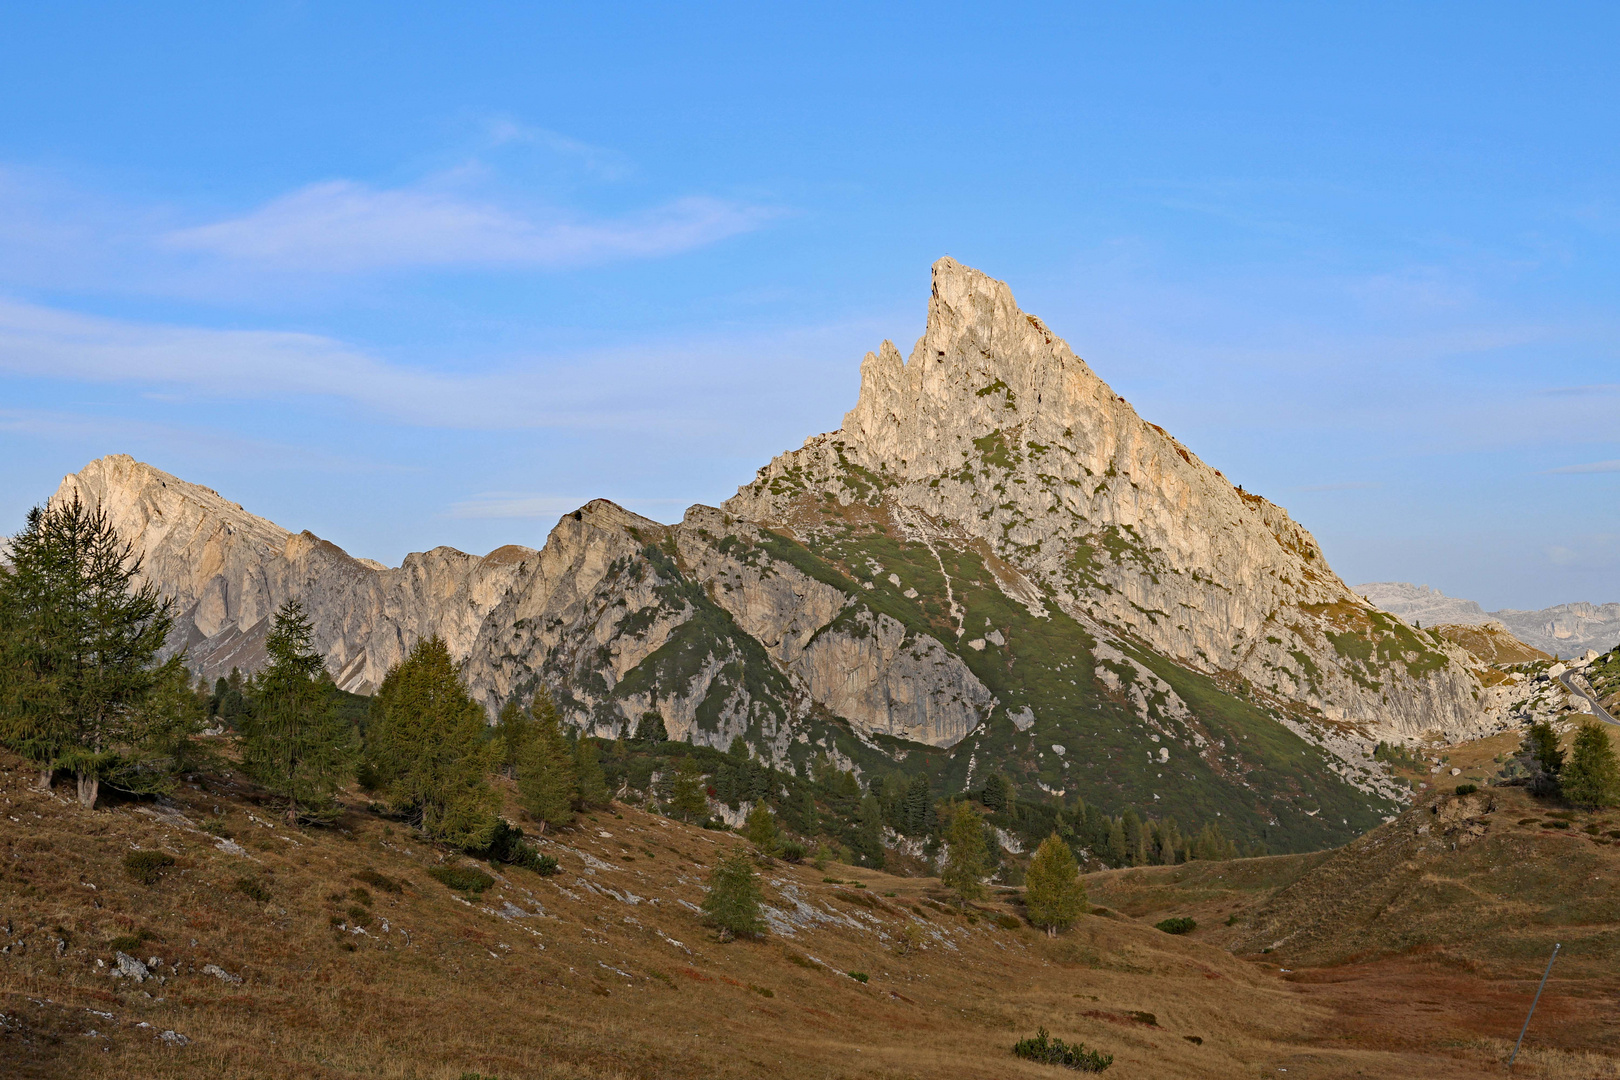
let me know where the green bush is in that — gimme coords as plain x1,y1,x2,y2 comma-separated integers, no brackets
701,850,764,941
779,839,807,863
123,850,176,886
1454,783,1478,796
1154,917,1196,935
234,877,271,903
1012,1027,1113,1072
107,928,156,953
848,970,869,983
429,865,496,896
353,869,402,894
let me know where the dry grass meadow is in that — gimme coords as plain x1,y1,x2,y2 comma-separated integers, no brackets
3,739,1619,1079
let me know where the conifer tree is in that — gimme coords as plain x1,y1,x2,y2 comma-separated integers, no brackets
1105,818,1128,867
573,735,610,809
516,690,576,831
0,497,174,807
366,636,500,848
670,755,709,822
941,801,989,906
980,771,1009,812
1024,833,1086,937
853,792,886,868
701,849,764,941
1561,722,1620,810
242,600,358,824
1522,720,1565,796
902,773,931,836
492,697,530,777
744,800,780,855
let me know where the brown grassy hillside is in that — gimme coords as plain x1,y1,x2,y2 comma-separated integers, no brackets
2,747,1617,1079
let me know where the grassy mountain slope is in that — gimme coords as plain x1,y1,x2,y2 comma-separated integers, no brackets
4,748,1610,1079
731,513,1401,854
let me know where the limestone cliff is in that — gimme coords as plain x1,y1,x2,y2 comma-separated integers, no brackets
725,258,1491,745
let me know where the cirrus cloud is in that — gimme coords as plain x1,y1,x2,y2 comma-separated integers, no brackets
161,180,775,272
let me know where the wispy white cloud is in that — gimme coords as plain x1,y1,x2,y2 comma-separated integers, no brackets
483,119,634,181
161,180,774,272
0,295,870,437
1546,459,1620,474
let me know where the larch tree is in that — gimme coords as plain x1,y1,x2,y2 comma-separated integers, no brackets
241,599,358,824
516,689,576,831
0,496,174,807
941,801,990,906
670,755,709,822
573,734,610,809
491,696,531,778
366,636,500,849
744,800,780,855
1024,833,1086,937
701,848,764,942
1561,721,1620,810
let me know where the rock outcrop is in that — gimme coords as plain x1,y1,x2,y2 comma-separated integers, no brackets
727,258,1491,743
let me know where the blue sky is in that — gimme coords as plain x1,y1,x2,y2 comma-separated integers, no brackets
1,2,1616,611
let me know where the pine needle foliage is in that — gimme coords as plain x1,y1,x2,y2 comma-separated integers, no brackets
942,801,990,905
366,636,500,849
516,689,576,831
701,849,764,941
241,600,358,824
1561,722,1620,810
1024,833,1085,936
0,496,176,807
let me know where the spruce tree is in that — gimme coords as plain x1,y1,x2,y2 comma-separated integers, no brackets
366,636,500,848
573,735,610,809
1561,722,1620,810
853,792,886,868
941,801,989,906
744,800,780,855
516,690,576,831
980,772,1009,812
1025,833,1085,937
902,773,931,836
0,496,174,807
701,849,764,941
242,600,358,824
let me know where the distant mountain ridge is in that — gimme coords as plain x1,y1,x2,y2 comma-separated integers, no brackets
44,259,1516,852
1356,582,1620,659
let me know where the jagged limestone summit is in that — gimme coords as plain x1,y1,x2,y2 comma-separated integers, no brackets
48,259,1506,853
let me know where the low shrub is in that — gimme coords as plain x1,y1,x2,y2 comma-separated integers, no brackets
779,839,807,863
848,971,869,983
1012,1027,1113,1072
349,886,372,905
123,850,176,886
783,950,817,969
107,928,156,953
988,912,1021,930
234,877,271,903
353,869,403,894
1455,783,1478,796
1154,917,1196,935
429,865,496,896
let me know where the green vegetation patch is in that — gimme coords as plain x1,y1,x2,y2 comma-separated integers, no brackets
1012,1027,1113,1072
428,865,496,896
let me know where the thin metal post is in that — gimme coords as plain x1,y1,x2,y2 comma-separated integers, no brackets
1508,942,1560,1070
